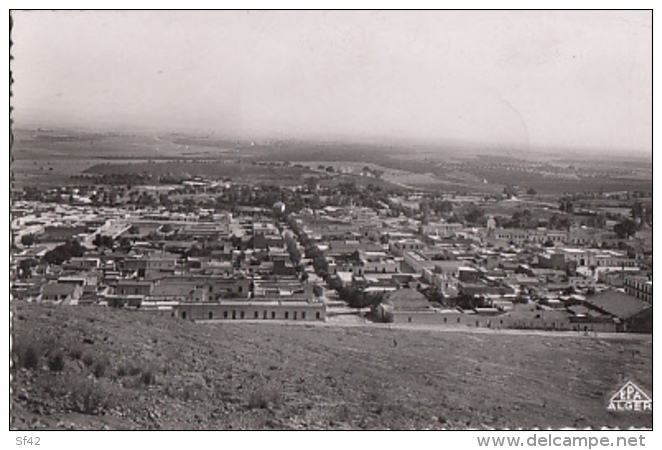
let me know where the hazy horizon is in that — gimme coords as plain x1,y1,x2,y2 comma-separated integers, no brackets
11,10,652,156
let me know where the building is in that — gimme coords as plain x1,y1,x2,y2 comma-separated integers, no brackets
66,257,101,270
419,222,463,238
404,250,463,274
173,300,326,321
582,289,652,333
373,288,433,322
501,308,573,331
623,276,652,304
359,251,399,274
491,228,567,246
40,282,83,304
115,280,153,296
123,255,178,277
151,281,206,302
207,277,251,300
390,239,425,257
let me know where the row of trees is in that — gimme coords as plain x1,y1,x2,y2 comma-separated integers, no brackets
420,289,501,310
336,286,385,309
92,234,114,248
43,240,85,265
481,207,641,237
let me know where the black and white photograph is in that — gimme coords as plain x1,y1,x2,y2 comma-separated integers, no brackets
8,8,653,439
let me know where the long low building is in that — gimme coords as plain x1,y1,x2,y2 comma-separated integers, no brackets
173,300,326,322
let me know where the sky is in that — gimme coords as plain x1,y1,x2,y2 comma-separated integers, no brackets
11,10,652,155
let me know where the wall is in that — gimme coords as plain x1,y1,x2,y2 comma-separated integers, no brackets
390,310,619,332
174,302,326,322
391,311,502,327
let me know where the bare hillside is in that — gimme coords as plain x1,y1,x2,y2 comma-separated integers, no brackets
11,302,652,430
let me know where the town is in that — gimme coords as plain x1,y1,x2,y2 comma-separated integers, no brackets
9,8,654,434
11,155,653,335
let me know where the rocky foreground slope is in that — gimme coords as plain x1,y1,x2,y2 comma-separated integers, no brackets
11,302,652,430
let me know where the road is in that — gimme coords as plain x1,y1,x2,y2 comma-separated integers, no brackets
196,312,650,341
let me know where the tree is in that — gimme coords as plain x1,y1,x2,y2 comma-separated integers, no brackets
431,199,453,214
586,214,606,229
93,234,114,249
380,310,394,323
339,286,384,309
614,219,638,239
421,287,445,305
21,234,37,247
503,185,517,199
19,259,38,278
43,240,85,265
159,193,173,208
146,231,161,241
630,202,651,225
312,255,329,277
548,214,571,231
464,205,485,225
559,198,574,213
507,209,536,229
454,293,488,309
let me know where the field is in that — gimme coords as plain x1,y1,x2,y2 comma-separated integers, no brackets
12,128,652,194
11,302,652,430
469,167,653,196
84,161,317,187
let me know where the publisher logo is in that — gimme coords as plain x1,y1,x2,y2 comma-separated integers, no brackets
607,380,652,412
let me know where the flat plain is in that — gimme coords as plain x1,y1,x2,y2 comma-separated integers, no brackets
11,128,652,195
